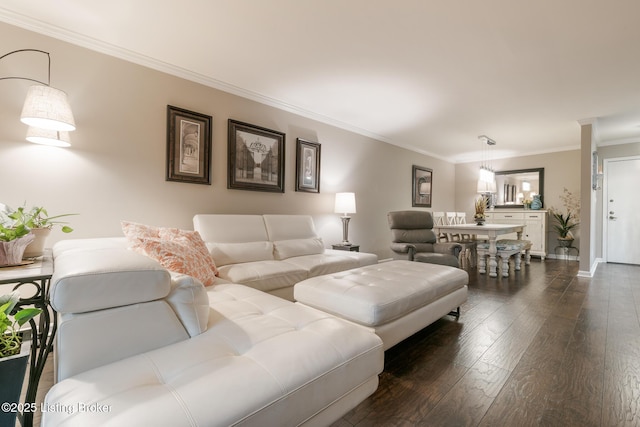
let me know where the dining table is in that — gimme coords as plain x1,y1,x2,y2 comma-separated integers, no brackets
433,222,526,277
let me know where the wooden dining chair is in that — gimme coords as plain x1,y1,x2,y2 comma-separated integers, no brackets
432,211,448,242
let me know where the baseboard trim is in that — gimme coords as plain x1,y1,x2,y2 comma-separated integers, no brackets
577,258,603,277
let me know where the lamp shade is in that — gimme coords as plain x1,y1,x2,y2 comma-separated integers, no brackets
20,85,76,131
26,126,71,147
477,179,497,194
334,192,356,215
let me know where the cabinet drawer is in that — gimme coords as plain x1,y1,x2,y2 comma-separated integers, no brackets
524,212,544,220
491,212,525,220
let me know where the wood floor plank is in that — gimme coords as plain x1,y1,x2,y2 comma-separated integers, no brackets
417,361,511,427
539,306,607,427
602,352,640,427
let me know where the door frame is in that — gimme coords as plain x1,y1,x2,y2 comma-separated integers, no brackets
602,155,640,263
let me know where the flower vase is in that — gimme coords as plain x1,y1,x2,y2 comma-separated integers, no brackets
23,227,51,258
531,195,542,210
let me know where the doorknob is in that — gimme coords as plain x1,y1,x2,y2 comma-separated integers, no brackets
609,216,617,220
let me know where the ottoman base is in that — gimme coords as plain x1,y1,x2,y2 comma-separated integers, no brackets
294,260,468,350
371,286,467,350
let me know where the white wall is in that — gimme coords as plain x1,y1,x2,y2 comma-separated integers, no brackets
0,22,456,260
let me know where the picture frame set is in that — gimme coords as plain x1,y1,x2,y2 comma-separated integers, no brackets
167,109,435,208
166,105,213,185
227,119,286,193
167,107,323,194
412,165,433,208
295,138,321,193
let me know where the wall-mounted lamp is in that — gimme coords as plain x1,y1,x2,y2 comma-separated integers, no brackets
334,192,356,245
26,127,71,147
592,151,603,190
1,49,76,146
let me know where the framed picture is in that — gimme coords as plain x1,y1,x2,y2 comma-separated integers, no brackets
166,105,212,185
228,119,285,193
295,138,321,193
412,165,433,207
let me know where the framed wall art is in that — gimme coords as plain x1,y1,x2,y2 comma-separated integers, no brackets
295,138,321,193
227,119,285,193
166,105,212,185
412,165,433,207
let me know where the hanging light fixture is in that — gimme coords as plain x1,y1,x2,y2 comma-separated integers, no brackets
477,135,497,193
26,126,71,147
0,49,76,146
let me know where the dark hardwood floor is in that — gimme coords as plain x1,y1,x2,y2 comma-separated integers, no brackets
28,259,640,427
334,259,640,427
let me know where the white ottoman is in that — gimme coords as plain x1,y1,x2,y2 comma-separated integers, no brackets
294,260,468,350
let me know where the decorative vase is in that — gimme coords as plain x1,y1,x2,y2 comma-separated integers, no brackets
557,237,574,248
474,217,486,226
531,195,542,210
0,233,35,266
23,227,51,259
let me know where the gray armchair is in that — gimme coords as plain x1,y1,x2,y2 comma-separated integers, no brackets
387,210,461,268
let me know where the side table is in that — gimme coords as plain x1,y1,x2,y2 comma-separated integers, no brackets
0,251,55,427
332,244,360,252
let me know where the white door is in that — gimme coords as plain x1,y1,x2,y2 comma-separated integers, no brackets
605,157,640,265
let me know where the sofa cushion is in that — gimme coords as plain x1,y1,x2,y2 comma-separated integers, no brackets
263,214,319,241
272,237,324,260
121,220,160,242
194,214,269,243
51,246,171,314
135,237,218,287
121,221,219,285
158,228,219,276
166,273,210,337
283,253,360,277
216,260,308,293
324,249,379,267
207,241,274,266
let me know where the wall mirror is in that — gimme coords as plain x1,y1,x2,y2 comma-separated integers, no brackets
494,168,544,208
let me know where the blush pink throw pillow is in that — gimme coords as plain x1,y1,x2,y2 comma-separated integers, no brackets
121,221,219,286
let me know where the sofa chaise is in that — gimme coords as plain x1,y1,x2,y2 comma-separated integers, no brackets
42,237,384,426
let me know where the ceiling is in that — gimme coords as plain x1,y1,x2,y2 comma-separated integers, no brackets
2,0,640,163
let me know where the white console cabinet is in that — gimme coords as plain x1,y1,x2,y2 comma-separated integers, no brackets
485,209,548,260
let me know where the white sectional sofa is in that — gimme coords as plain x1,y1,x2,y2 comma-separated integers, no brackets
193,214,378,300
43,237,384,427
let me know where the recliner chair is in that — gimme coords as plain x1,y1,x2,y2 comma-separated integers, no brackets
387,210,461,268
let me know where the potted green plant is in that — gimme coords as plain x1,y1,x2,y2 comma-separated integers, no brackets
0,291,42,426
551,188,580,247
474,196,486,225
551,211,579,247
0,224,35,266
5,206,75,258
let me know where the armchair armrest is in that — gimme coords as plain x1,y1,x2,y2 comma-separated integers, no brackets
390,243,417,261
434,242,462,258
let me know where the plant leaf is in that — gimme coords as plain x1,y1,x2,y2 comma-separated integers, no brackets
14,308,42,326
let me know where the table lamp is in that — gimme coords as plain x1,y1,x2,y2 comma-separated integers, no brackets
334,192,356,245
